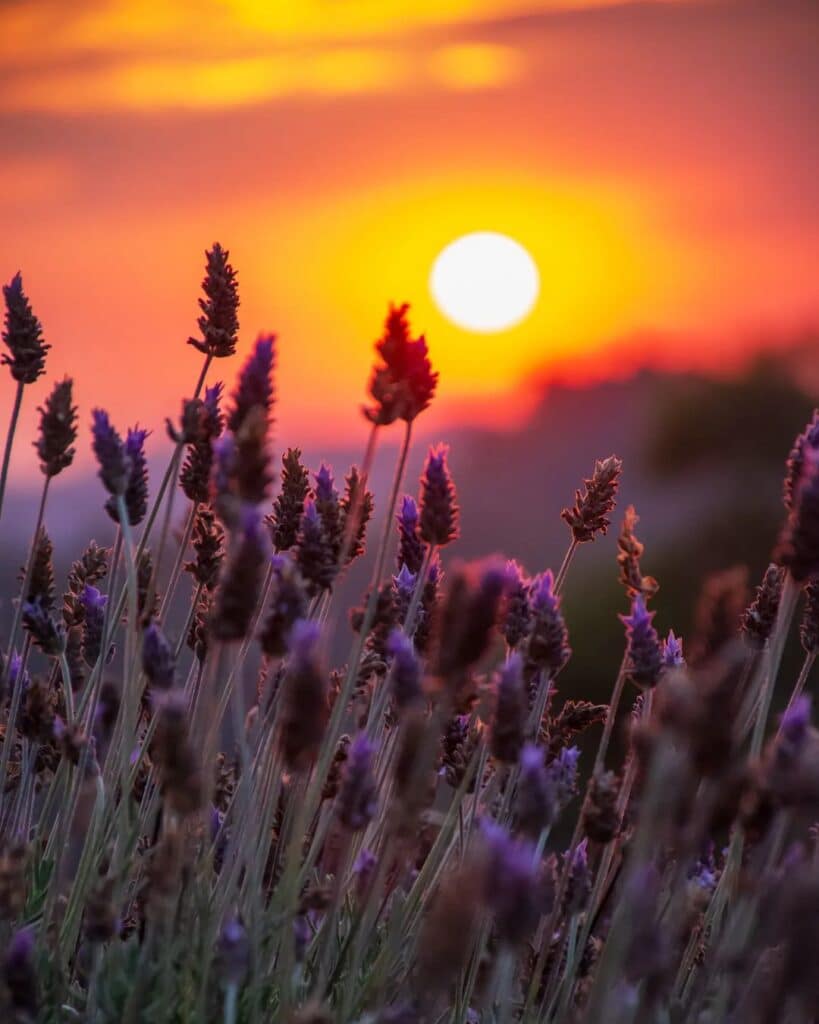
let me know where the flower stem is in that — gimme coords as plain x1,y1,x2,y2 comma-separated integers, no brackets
0,380,24,522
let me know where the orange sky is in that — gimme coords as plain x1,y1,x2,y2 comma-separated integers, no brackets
1,0,817,476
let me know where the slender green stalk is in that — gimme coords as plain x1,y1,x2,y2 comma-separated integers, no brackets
0,379,24,521
0,477,50,820
553,537,578,595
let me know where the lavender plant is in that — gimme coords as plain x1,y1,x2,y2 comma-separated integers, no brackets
1,249,818,1024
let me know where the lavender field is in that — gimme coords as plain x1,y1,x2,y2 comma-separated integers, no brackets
1,246,819,1024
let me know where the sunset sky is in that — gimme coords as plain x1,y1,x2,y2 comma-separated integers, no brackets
1,0,817,477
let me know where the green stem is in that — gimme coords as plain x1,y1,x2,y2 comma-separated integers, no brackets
0,476,50,820
553,537,578,595
0,380,24,522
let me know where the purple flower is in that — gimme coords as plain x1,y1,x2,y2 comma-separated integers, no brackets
480,821,540,945
3,925,37,1016
547,745,581,805
337,733,378,831
564,838,590,914
501,560,531,650
35,377,77,478
777,446,819,582
353,847,377,878
295,497,337,596
2,272,49,384
22,598,65,656
259,553,308,658
80,585,108,668
104,426,149,525
491,653,526,764
179,381,224,504
91,409,131,498
314,463,335,504
784,409,819,512
218,916,249,985
188,242,240,359
620,595,662,690
419,444,459,548
387,628,423,710
142,622,175,692
227,333,275,434
279,619,328,771
397,495,425,575
526,570,571,676
211,508,270,641
517,743,556,837
662,629,684,668
392,563,417,622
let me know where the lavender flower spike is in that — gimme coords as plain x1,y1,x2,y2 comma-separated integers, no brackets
80,585,108,668
3,925,37,1017
777,446,819,582
227,332,276,433
106,426,149,526
188,242,240,359
620,594,663,689
387,628,423,710
142,622,175,692
419,443,459,548
662,629,685,668
397,494,424,574
279,618,328,771
481,821,540,946
491,652,526,764
91,409,131,498
337,733,378,831
2,272,49,384
526,569,571,676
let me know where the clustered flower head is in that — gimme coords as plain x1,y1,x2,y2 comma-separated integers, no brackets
364,302,437,426
188,242,240,359
783,409,819,512
663,629,685,668
258,553,308,658
105,426,149,527
777,444,819,582
80,585,108,668
419,443,459,548
396,495,424,575
279,619,328,771
35,377,77,478
268,448,310,552
501,560,531,650
620,594,663,689
526,570,571,677
211,509,269,641
227,333,276,434
561,454,623,543
387,628,423,710
490,653,526,764
179,382,224,504
480,821,541,946
142,622,175,692
2,272,49,384
617,505,658,601
336,733,378,831
91,409,131,498
741,563,786,649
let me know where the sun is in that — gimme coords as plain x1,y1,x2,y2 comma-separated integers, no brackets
429,231,540,333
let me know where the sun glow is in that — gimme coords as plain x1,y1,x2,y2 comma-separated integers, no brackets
430,232,540,333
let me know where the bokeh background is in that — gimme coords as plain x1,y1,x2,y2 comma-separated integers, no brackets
1,0,818,714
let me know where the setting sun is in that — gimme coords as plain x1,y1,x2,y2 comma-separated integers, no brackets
430,231,540,333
